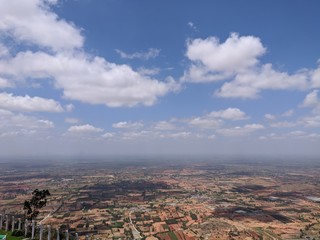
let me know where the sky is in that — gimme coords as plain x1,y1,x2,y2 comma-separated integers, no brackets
0,0,320,158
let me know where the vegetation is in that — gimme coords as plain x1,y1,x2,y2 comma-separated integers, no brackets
23,189,51,220
113,222,124,228
166,219,178,224
168,231,178,240
190,213,198,220
11,230,23,237
0,230,24,240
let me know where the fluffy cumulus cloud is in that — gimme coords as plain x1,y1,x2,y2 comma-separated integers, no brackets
183,33,266,82
0,0,178,108
216,64,309,98
297,90,320,128
301,90,320,110
0,51,178,108
0,92,64,112
298,90,320,128
67,124,103,134
183,33,312,98
0,0,83,51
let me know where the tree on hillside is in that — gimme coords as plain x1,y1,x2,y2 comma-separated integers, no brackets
24,189,51,220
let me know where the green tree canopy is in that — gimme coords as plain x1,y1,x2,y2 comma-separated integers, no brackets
24,189,51,220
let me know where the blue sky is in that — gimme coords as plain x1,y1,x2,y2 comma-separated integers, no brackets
0,0,319,157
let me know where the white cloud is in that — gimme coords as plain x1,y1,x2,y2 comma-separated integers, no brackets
187,22,197,31
154,121,176,131
289,130,306,137
300,90,320,116
208,134,216,139
101,132,114,138
215,82,259,98
112,121,143,129
0,0,83,51
38,119,54,128
208,108,248,120
282,109,294,117
182,64,231,83
311,65,320,88
0,109,54,137
65,118,79,124
160,131,191,139
0,77,13,88
116,48,160,60
216,64,309,98
260,130,320,141
270,121,296,128
299,91,320,128
183,33,266,82
0,1,178,108
217,124,264,136
187,108,247,129
0,92,64,112
0,51,178,107
188,117,222,129
259,136,267,140
67,124,103,133
121,131,150,140
307,133,320,139
65,104,74,112
259,133,284,141
300,115,320,128
0,43,9,57
265,110,294,122
137,67,160,76
301,90,319,108
183,33,311,99
264,114,276,120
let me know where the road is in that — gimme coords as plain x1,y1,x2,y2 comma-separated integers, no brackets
39,202,63,224
129,211,142,240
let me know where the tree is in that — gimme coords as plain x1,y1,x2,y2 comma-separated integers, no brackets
24,189,51,220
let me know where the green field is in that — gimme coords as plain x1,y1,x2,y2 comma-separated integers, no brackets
0,230,24,240
168,231,178,240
